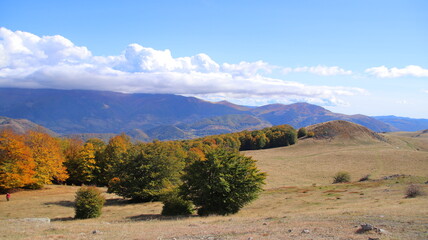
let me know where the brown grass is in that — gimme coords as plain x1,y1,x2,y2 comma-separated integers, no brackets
0,132,427,239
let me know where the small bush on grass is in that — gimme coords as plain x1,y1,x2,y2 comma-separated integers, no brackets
405,184,424,198
74,186,105,219
358,174,371,182
161,192,194,216
297,127,308,138
333,171,351,184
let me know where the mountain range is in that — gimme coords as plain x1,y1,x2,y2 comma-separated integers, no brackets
0,88,426,141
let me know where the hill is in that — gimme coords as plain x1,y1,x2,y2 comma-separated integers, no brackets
0,88,401,140
0,116,57,136
305,120,387,142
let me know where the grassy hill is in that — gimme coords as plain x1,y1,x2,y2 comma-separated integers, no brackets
0,123,427,239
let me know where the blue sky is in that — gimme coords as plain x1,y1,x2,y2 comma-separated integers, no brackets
1,0,427,117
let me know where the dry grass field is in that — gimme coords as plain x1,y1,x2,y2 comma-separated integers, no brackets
1,127,427,239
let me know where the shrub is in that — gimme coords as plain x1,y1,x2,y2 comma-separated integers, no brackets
161,192,194,216
297,127,308,138
333,171,351,184
307,131,315,138
405,184,424,198
358,174,371,182
180,148,266,216
74,186,105,219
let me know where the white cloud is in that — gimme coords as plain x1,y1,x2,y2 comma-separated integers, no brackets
365,65,428,78
0,27,366,106
283,65,352,76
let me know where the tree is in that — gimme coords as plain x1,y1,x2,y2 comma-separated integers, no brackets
180,148,266,215
25,131,68,188
74,186,105,219
108,141,186,201
0,130,36,192
96,134,132,186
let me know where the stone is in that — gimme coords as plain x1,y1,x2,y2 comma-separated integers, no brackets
92,230,102,234
21,218,50,223
360,223,374,231
301,229,310,234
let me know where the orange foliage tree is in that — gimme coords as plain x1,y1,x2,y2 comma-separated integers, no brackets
25,131,68,188
0,130,36,192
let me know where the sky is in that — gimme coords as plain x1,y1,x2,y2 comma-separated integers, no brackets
0,0,427,118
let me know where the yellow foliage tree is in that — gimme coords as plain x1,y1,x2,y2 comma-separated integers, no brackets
25,131,68,188
0,130,36,192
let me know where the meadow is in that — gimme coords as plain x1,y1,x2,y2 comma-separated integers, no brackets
0,131,427,240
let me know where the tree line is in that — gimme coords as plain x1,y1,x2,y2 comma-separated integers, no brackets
0,125,297,214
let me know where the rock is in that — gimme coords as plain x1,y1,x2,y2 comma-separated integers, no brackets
262,222,267,225
301,229,310,234
92,230,102,234
368,238,380,240
374,227,388,234
287,229,292,233
360,223,374,231
21,218,50,223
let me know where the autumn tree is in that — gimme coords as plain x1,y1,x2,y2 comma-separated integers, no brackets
0,130,36,192
25,131,68,188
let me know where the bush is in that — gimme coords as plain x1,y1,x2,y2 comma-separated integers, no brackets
307,131,315,138
161,192,194,216
297,127,308,138
180,148,266,216
333,171,351,184
74,186,105,219
358,174,371,182
406,184,424,198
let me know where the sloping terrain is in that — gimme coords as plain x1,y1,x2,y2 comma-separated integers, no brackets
0,116,57,136
0,129,427,239
306,120,387,143
251,103,396,132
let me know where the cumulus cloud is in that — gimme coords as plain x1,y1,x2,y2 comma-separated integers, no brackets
365,65,428,78
0,27,366,106
283,65,352,76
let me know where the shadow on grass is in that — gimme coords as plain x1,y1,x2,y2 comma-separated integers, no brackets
51,217,75,222
104,198,134,206
127,214,197,222
44,200,74,208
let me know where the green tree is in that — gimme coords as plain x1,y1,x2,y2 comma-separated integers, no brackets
74,186,105,219
108,141,186,202
297,127,308,138
180,148,266,215
96,134,132,186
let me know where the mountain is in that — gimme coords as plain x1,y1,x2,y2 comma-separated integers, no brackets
0,88,400,140
250,103,396,132
0,116,57,136
0,88,241,134
373,116,428,132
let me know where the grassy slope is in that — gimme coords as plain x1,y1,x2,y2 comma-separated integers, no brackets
0,133,427,240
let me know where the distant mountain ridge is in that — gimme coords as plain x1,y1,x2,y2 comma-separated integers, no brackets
373,116,428,132
0,87,423,141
